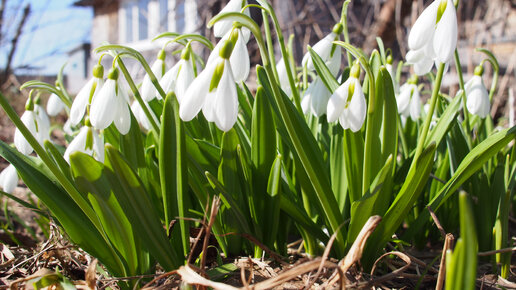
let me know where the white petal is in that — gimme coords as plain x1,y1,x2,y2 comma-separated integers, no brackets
64,127,90,162
213,60,239,131
14,111,36,155
90,79,117,130
409,88,421,120
309,78,331,117
301,88,312,115
202,91,217,122
276,58,291,95
141,59,165,101
0,165,18,193
180,61,218,122
345,80,366,132
327,79,351,122
466,76,490,118
213,0,247,37
131,101,151,130
396,84,412,116
406,49,434,76
408,0,439,51
327,46,342,77
302,32,336,71
230,29,250,82
92,130,105,163
433,0,457,63
70,78,100,125
115,98,131,135
35,104,51,143
160,62,181,95
46,93,65,116
176,59,195,104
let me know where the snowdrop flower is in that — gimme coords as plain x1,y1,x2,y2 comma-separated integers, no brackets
208,27,250,82
406,0,457,75
141,50,166,101
302,23,342,77
0,165,18,193
14,96,50,155
386,55,399,95
214,0,250,41
326,63,366,132
465,65,490,118
46,93,66,116
397,75,422,120
90,67,131,134
301,77,332,117
70,64,104,126
180,37,239,132
160,45,196,104
64,122,104,163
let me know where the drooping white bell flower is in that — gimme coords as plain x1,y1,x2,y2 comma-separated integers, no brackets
46,93,66,116
90,67,131,134
406,0,457,75
385,55,399,95
180,39,239,132
70,64,104,126
208,28,250,83
214,0,250,41
0,165,18,193
64,124,104,163
14,97,49,155
140,50,166,101
302,23,343,77
301,77,332,117
174,47,196,103
397,82,422,121
465,66,490,118
326,63,366,132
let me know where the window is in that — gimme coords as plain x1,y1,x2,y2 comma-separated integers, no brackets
159,0,168,32
124,1,134,43
138,0,149,40
176,0,185,33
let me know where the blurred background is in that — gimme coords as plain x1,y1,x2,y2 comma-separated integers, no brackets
0,0,515,138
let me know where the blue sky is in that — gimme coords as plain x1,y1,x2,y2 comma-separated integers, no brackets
0,0,92,75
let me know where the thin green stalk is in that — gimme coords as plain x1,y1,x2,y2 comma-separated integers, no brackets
362,64,377,195
258,1,303,114
414,63,446,159
454,50,472,149
115,58,160,134
340,0,353,66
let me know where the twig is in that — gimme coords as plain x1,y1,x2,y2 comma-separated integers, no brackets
427,206,447,239
477,247,516,256
201,196,220,271
436,233,454,290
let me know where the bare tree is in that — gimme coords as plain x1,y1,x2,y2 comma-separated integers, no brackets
1,2,31,85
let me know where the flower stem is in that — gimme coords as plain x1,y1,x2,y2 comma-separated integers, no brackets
454,49,472,148
415,62,446,159
340,0,353,66
115,57,161,134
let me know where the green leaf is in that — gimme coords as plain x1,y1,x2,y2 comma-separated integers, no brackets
308,46,339,92
347,155,393,245
159,93,189,256
119,112,146,170
364,142,437,266
0,141,126,276
105,144,182,270
257,65,346,255
153,32,214,50
404,126,516,240
425,94,462,148
70,152,142,276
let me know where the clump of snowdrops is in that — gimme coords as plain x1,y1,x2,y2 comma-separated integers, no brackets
0,0,513,288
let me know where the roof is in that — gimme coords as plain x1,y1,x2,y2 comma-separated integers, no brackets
73,0,118,7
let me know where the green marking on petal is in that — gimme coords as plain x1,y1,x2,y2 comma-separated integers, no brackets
436,0,447,24
210,61,225,92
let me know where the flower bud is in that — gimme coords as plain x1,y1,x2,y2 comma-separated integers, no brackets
474,65,484,76
332,23,343,34
92,64,104,79
350,62,361,79
408,74,419,85
157,49,166,61
210,61,225,91
25,94,34,111
181,43,192,60
107,67,119,80
219,39,235,60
